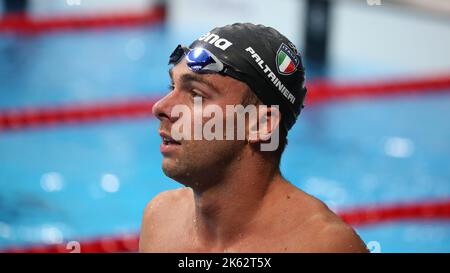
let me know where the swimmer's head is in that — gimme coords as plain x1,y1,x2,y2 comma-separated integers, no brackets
153,23,307,187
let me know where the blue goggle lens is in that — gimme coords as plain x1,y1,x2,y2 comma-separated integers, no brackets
169,45,243,82
186,48,220,72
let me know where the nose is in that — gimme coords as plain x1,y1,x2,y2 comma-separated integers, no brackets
152,91,178,122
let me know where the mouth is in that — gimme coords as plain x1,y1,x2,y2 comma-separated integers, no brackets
162,136,181,145
159,131,181,153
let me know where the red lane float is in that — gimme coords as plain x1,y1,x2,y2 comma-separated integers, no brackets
306,74,450,103
0,97,158,130
0,5,166,33
3,234,140,254
1,199,450,253
338,198,450,226
2,74,450,131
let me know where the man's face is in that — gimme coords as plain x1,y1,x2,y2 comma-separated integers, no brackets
152,59,250,186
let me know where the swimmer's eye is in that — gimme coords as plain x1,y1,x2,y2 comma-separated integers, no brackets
168,82,205,99
190,89,203,98
189,89,204,99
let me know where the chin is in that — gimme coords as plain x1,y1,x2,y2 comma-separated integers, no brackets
162,159,177,176
162,159,186,180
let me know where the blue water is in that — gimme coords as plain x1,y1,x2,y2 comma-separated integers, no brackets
1,25,449,252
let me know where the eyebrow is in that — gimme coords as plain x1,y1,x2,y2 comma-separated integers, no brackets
168,68,220,94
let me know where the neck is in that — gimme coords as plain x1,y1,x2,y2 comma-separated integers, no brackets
191,149,282,249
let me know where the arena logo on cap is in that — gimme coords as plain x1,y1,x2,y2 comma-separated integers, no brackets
276,43,300,76
198,32,233,51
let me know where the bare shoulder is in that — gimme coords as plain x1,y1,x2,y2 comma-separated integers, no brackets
312,219,369,253
143,187,192,216
139,187,192,252
282,185,368,253
301,196,368,252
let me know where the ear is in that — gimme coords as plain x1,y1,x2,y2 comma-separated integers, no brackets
248,105,281,143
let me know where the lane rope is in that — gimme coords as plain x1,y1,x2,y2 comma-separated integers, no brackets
0,97,157,130
0,5,166,33
2,74,450,131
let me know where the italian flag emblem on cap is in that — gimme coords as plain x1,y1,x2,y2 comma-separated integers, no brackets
276,43,300,76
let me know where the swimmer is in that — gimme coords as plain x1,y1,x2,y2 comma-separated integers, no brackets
139,23,368,253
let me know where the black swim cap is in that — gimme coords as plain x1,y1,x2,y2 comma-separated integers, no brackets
188,22,307,131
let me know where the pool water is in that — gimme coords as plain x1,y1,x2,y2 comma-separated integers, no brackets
1,25,449,252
